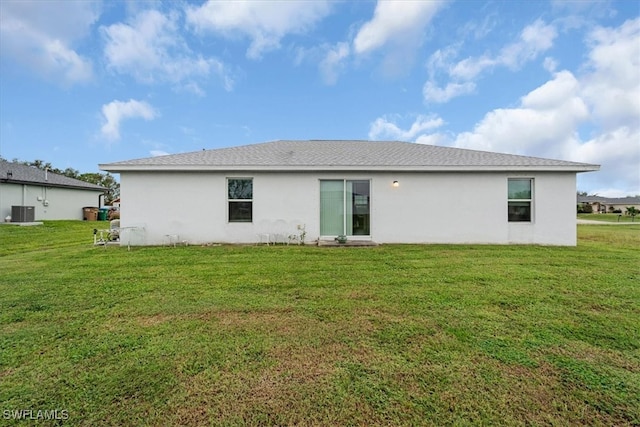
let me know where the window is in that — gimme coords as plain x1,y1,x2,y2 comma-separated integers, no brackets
508,178,533,222
320,180,370,236
228,178,252,222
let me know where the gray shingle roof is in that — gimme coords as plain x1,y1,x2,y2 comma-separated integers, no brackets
0,160,106,191
100,140,600,172
578,195,640,204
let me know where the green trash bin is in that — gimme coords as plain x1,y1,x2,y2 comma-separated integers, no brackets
98,208,109,221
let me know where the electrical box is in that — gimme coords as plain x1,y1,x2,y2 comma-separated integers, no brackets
11,206,35,222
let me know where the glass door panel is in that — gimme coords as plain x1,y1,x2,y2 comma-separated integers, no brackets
320,180,344,236
320,180,370,237
349,180,370,235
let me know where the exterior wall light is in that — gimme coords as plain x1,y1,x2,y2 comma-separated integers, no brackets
393,181,399,187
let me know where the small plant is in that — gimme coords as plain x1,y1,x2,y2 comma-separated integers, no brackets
297,224,307,245
335,234,347,244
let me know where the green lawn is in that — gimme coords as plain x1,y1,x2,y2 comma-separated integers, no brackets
578,213,638,222
1,221,639,426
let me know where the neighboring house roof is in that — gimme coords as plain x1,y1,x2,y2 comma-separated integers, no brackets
0,160,106,191
577,195,640,204
100,140,600,172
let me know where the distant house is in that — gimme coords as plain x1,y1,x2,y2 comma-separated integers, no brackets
100,140,599,246
577,195,640,214
0,160,106,221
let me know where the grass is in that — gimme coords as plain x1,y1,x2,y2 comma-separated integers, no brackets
0,221,639,426
578,213,638,222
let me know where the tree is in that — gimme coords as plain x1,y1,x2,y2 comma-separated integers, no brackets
63,167,80,179
79,172,120,204
626,206,637,221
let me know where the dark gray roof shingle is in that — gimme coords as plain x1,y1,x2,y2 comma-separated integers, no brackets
100,140,600,171
0,160,106,191
577,195,640,204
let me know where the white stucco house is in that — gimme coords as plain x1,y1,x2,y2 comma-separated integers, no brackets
99,140,599,246
0,160,106,221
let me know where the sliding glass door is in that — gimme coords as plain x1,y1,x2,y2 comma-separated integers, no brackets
320,180,370,236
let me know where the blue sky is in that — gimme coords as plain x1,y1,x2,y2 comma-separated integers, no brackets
1,0,638,196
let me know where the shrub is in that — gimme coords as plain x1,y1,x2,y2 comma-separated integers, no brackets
577,203,592,213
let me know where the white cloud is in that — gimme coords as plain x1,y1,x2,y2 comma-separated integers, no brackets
449,19,557,80
150,150,170,157
572,127,640,197
415,133,450,146
587,188,633,198
423,81,476,103
369,114,444,141
571,127,638,169
450,19,557,80
521,70,581,110
426,46,459,78
0,0,98,84
448,55,495,81
180,82,206,97
451,18,639,195
573,18,640,195
102,9,233,92
300,0,447,84
543,57,558,72
453,71,589,156
580,18,640,129
426,19,557,103
100,99,158,141
353,0,445,55
352,0,447,77
186,0,332,59
373,18,639,196
302,0,446,84
458,12,499,40
498,19,557,69
319,42,351,85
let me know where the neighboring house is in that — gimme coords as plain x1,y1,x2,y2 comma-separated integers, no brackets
0,160,106,221
577,195,640,214
99,140,599,246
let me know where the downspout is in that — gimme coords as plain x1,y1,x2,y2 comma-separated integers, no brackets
43,169,48,220
98,193,104,209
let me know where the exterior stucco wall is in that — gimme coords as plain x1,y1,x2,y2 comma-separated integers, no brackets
508,172,576,245
119,170,579,246
0,182,103,220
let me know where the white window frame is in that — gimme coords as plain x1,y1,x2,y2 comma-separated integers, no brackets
507,178,534,223
227,177,253,223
